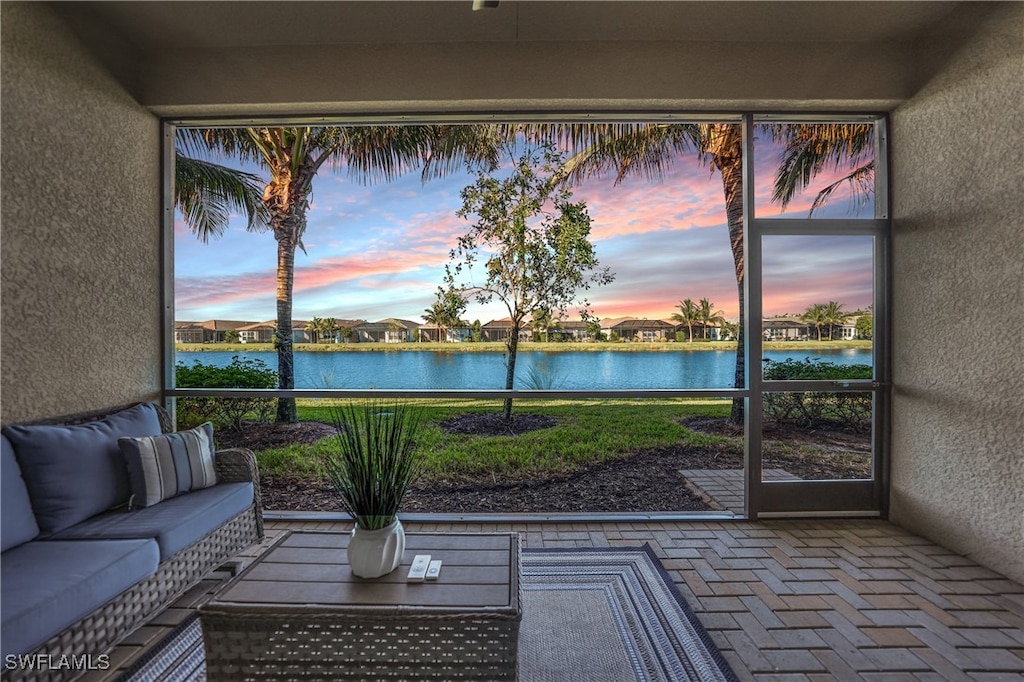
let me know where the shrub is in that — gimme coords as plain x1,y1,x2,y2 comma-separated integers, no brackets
175,357,277,430
763,358,872,433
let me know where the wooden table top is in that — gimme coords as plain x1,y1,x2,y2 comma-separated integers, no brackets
205,530,521,615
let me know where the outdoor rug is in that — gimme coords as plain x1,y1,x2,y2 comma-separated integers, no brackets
119,545,736,682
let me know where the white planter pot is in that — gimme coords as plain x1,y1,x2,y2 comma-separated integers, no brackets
347,519,406,578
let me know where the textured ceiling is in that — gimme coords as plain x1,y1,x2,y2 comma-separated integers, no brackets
54,1,961,50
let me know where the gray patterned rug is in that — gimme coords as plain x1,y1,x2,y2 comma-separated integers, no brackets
120,546,736,682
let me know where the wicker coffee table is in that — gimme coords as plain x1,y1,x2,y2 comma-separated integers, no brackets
199,530,522,680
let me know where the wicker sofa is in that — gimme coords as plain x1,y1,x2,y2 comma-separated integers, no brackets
1,402,263,682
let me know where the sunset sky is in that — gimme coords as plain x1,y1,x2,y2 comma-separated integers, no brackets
174,128,875,325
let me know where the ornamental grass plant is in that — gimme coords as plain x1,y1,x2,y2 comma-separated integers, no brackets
322,401,424,530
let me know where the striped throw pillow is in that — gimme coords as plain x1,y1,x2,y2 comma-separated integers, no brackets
119,422,218,508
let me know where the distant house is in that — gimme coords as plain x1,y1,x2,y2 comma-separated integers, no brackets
417,323,471,343
328,319,364,344
237,321,276,344
174,322,206,344
834,316,860,341
481,318,532,342
354,318,420,343
763,318,813,341
552,319,591,341
601,317,673,341
174,320,252,343
667,321,723,341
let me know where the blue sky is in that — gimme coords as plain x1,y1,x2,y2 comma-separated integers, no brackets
174,128,875,325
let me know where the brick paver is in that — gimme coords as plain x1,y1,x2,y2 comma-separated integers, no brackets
89,517,1023,681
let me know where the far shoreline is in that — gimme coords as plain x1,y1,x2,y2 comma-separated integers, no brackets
175,340,872,354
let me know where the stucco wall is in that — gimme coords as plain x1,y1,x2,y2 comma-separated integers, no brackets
890,3,1024,584
1,3,161,423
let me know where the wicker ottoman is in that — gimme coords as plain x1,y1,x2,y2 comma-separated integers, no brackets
199,530,522,680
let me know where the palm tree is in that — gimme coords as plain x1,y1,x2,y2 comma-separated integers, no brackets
423,302,447,342
697,298,728,340
801,303,828,341
304,317,323,344
671,298,701,342
821,300,851,341
320,317,339,344
178,125,504,422
539,122,873,423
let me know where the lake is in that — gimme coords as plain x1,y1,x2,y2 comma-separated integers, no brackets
175,348,872,390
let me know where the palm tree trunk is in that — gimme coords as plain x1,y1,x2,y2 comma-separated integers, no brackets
275,239,297,423
711,125,746,425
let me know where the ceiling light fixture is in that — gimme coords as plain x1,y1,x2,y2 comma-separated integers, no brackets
472,0,500,10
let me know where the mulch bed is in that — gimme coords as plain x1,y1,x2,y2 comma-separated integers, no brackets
215,414,869,514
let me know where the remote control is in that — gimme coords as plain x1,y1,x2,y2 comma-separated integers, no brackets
425,560,442,580
407,554,431,582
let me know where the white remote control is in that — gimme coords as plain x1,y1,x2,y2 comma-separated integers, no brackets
408,554,431,582
425,560,442,580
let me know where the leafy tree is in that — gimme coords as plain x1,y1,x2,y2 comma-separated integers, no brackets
224,330,240,343
671,298,700,342
470,320,483,343
855,313,873,340
448,144,614,422
697,297,727,340
539,122,874,423
801,303,828,341
531,307,557,342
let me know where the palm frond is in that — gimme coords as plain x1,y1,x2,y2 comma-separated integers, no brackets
173,154,269,241
769,123,875,212
808,161,875,216
533,123,703,187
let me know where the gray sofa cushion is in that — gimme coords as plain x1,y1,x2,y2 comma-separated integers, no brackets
2,403,163,534
1,435,39,552
51,482,254,561
0,538,159,657
119,422,218,508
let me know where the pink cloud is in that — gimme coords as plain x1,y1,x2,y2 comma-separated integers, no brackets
176,271,276,309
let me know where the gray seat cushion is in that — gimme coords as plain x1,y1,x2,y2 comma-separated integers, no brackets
0,538,159,657
1,435,39,551
2,403,163,535
51,482,254,560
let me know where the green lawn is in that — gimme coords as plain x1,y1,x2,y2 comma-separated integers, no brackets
253,398,733,484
